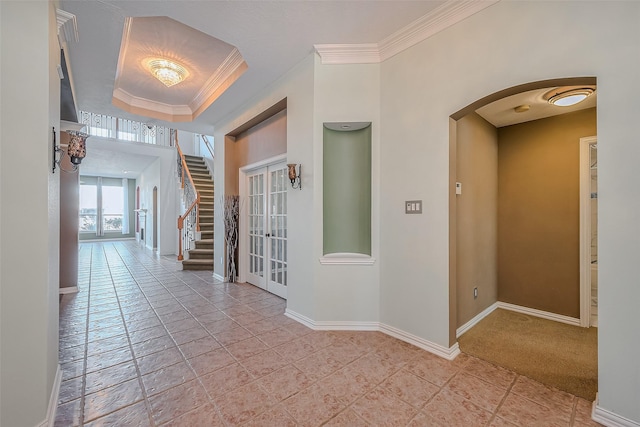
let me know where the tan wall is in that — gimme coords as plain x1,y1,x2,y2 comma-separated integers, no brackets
224,109,287,195
456,113,498,327
59,131,78,289
498,108,596,318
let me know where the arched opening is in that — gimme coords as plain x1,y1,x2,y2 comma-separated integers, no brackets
449,77,598,400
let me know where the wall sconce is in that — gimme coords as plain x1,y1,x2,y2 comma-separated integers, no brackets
287,163,302,190
53,127,88,173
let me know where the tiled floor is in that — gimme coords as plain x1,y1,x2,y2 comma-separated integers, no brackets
56,241,601,426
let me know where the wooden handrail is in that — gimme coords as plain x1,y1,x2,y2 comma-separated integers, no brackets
176,141,198,192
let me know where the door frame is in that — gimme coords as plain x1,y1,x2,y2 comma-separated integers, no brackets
238,153,287,284
579,136,597,327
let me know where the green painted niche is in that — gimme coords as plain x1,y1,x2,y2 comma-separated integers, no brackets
323,123,372,256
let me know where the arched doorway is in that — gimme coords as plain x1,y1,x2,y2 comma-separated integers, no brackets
449,76,597,336
449,77,598,400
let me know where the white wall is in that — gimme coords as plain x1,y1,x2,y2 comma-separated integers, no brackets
136,150,178,256
0,2,60,426
215,55,382,324
215,1,640,423
177,130,198,156
214,55,316,317
378,1,639,422
312,57,381,322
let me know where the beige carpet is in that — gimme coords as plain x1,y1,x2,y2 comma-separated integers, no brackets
458,308,598,401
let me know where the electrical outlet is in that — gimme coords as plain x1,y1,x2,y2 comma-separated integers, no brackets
473,287,478,299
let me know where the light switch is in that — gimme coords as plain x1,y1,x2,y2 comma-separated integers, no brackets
405,200,423,214
456,182,462,195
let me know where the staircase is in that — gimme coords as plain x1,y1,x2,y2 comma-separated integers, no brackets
181,155,214,270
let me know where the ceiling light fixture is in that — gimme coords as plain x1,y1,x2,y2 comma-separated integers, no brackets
144,58,188,87
548,88,594,107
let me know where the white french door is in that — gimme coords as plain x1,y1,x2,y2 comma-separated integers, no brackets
246,162,288,299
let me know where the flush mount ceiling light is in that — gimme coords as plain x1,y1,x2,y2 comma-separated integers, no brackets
144,58,189,87
547,88,594,107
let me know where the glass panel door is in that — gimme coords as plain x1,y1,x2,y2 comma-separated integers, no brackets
267,165,287,298
244,162,288,299
247,169,266,288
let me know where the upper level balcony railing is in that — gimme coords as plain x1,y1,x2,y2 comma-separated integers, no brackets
79,111,174,147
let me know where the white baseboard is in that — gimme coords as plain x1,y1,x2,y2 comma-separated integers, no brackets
313,320,379,331
213,273,225,282
38,364,62,427
284,309,460,360
59,286,79,295
593,394,640,427
497,302,581,327
284,309,316,329
380,323,461,360
456,302,498,338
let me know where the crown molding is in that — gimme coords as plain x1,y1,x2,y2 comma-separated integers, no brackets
379,0,499,61
315,0,499,65
112,88,193,122
314,44,380,65
56,9,79,44
190,48,248,115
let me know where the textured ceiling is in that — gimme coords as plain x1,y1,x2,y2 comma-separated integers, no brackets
60,0,447,134
60,1,597,177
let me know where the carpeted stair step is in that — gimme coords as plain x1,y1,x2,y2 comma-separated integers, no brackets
195,239,213,249
189,168,209,176
193,182,212,189
184,154,205,162
186,163,207,170
199,223,213,232
187,248,213,260
182,259,214,271
190,171,211,179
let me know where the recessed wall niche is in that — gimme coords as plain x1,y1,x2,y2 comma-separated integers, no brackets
323,122,372,257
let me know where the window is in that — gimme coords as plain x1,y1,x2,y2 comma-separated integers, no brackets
79,184,98,232
79,177,129,236
102,186,124,232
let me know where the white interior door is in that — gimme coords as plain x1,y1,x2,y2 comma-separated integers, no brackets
247,169,266,288
245,162,287,299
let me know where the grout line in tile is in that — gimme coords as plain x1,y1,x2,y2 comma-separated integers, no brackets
486,371,519,426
